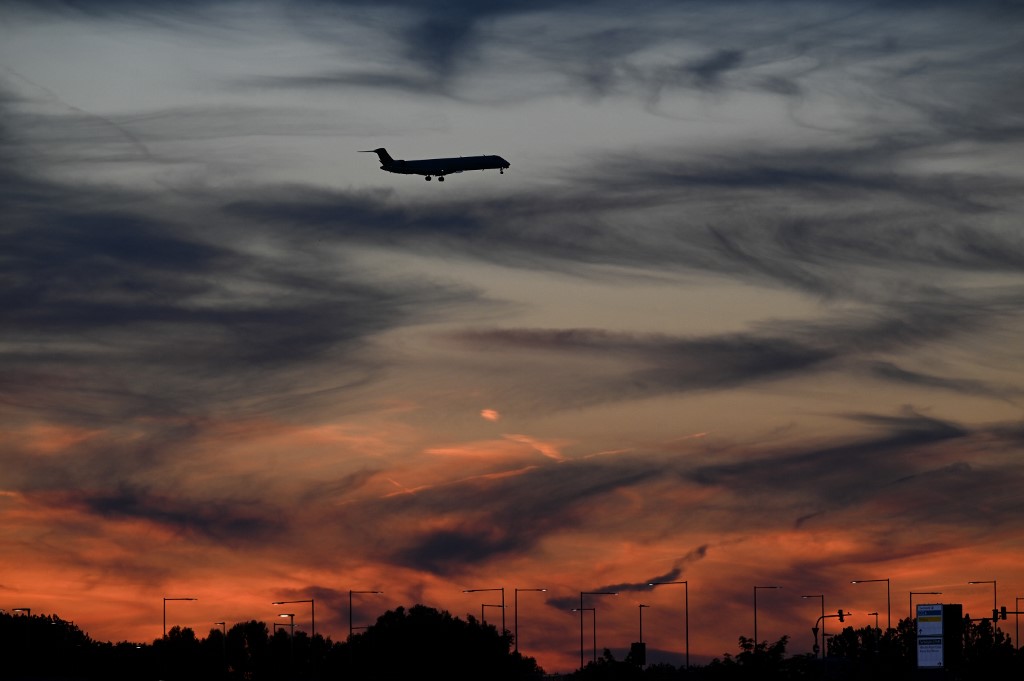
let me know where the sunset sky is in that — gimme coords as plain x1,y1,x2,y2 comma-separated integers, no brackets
3,0,1024,672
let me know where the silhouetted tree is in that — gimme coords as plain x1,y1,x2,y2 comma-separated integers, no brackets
225,619,271,680
155,625,204,680
961,615,1017,677
700,636,794,681
342,604,544,681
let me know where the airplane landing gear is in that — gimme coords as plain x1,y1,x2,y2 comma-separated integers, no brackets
438,176,445,182
425,176,432,181
500,168,504,174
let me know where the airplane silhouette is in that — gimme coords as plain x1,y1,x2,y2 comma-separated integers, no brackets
360,148,510,182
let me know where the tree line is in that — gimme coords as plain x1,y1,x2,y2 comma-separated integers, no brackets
2,605,1022,680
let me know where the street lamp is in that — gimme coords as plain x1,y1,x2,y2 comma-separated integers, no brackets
272,599,314,638
572,608,597,664
163,598,197,638
866,610,880,655
851,579,890,631
579,591,616,670
12,608,31,653
753,586,781,645
348,590,383,638
802,595,825,659
279,614,295,673
1016,596,1023,650
909,592,942,619
463,588,505,636
648,580,689,669
968,580,997,618
214,622,227,674
514,588,546,654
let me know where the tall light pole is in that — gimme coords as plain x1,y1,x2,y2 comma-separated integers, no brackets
12,608,31,655
802,595,825,659
968,580,997,618
514,588,546,654
851,579,890,631
909,591,942,619
648,580,689,669
464,588,505,636
639,604,649,643
163,597,197,638
867,612,879,629
753,586,781,645
1016,596,1023,650
214,621,227,674
349,590,383,638
579,591,616,670
572,608,597,664
279,613,295,673
272,599,314,639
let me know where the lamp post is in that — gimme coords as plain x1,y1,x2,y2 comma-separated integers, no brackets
866,610,880,655
279,613,295,673
851,579,890,631
163,598,197,638
464,588,505,636
272,599,314,638
579,591,616,670
1016,596,1023,650
348,590,383,638
648,580,689,669
214,622,227,674
753,586,781,645
639,604,649,643
572,608,597,664
514,588,546,654
802,595,825,659
968,580,997,618
12,608,31,658
909,592,942,619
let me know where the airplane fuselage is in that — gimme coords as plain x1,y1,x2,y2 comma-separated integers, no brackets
361,148,509,181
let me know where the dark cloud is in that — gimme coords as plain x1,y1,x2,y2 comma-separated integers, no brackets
375,460,659,575
446,286,1018,406
0,165,483,425
35,485,286,544
864,361,1024,405
309,412,1023,578
684,48,744,88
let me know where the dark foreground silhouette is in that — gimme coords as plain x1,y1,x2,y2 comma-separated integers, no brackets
1,606,1022,680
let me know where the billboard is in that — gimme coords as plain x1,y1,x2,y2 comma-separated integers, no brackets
916,603,963,670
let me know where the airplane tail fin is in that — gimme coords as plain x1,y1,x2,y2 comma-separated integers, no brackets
359,147,394,165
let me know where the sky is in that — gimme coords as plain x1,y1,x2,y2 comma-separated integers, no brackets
2,0,1024,672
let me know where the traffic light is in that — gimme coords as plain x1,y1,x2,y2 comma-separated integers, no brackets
1001,606,1007,620
837,609,845,622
